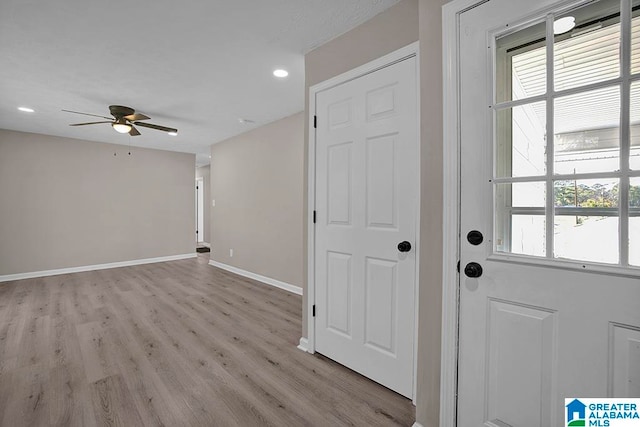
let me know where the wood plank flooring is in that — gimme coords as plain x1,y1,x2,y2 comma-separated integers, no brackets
0,253,414,426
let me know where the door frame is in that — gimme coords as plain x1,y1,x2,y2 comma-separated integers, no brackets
196,177,204,243
442,1,502,424
441,2,478,424
306,41,421,401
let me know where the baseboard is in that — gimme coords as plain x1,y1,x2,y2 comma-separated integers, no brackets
208,260,303,296
0,253,197,283
297,337,309,352
202,242,211,248
412,423,424,427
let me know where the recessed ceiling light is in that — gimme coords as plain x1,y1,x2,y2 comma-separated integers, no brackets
168,131,178,136
554,16,576,35
273,69,289,78
18,107,35,113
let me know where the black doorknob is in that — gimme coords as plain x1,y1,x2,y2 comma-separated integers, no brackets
467,230,483,245
397,241,412,252
464,262,483,278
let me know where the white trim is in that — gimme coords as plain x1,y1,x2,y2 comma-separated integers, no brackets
208,260,303,296
412,47,422,406
307,40,420,397
297,337,310,352
0,253,197,283
412,423,424,427
307,85,317,353
442,0,484,426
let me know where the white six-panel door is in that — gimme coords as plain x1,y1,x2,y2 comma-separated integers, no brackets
314,56,418,398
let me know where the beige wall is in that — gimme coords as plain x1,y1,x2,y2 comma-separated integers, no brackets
304,0,420,89
209,112,304,288
196,165,211,244
303,1,447,425
417,1,448,425
0,129,195,276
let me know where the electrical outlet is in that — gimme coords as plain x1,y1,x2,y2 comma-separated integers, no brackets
212,200,216,207
229,249,233,257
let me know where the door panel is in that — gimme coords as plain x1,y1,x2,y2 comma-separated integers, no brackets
485,300,556,427
367,83,398,121
364,257,397,355
327,251,352,336
611,323,640,396
459,0,640,426
366,135,398,229
315,56,418,398
327,143,353,225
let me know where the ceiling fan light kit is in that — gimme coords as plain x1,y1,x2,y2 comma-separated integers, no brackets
112,118,132,134
64,105,177,137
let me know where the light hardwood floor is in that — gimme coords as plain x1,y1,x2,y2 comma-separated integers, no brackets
0,253,414,426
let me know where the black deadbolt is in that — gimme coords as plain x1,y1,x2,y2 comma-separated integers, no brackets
464,262,483,278
397,241,412,252
467,230,483,245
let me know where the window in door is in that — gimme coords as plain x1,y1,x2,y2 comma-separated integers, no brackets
493,0,640,268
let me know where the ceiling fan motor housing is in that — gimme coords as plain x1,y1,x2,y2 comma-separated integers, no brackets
109,105,135,118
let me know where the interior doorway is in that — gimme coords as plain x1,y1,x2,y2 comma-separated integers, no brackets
306,43,420,399
196,177,204,245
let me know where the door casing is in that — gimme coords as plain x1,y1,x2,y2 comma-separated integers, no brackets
305,41,421,402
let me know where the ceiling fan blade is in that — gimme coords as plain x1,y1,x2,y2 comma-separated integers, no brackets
129,125,141,136
69,121,113,126
124,113,150,121
134,121,177,133
62,109,112,120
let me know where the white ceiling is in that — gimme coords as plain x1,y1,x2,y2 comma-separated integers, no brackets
0,0,399,166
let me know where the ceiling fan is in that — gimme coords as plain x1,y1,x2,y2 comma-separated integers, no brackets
63,105,178,136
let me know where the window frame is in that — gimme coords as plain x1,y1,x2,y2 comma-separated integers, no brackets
491,0,640,273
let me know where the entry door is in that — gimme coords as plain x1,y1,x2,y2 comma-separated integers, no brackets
314,56,418,398
459,0,640,425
